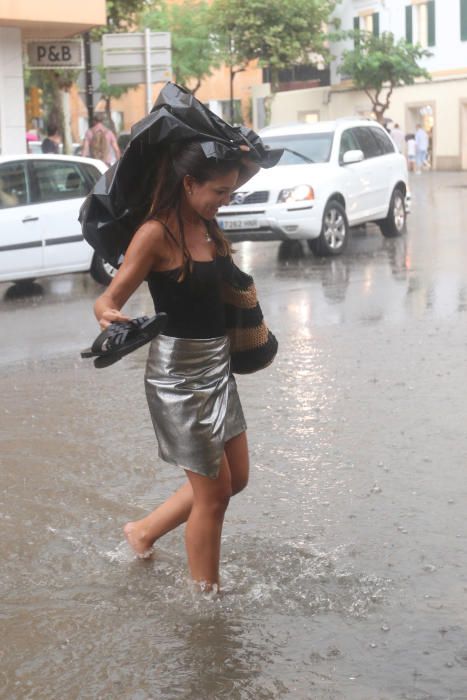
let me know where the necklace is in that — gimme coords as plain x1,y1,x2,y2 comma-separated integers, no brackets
180,214,212,243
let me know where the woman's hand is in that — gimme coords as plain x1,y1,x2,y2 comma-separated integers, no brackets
98,309,131,330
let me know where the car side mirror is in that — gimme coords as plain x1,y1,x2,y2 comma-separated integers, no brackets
342,149,364,165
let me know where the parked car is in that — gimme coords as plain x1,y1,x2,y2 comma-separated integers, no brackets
217,119,410,256
0,154,115,286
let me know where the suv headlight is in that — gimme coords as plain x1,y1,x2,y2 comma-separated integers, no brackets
277,184,315,203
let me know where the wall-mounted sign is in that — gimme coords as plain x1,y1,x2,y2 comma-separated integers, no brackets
27,40,83,69
102,31,171,87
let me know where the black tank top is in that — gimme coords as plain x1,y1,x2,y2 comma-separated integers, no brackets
147,260,226,338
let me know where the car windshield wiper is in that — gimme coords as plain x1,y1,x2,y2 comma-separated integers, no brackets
281,148,315,163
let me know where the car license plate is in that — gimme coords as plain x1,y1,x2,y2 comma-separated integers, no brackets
218,219,259,230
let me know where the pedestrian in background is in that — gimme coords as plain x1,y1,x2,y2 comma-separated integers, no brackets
415,123,429,174
41,125,61,154
406,133,416,172
26,119,40,153
82,113,121,167
390,123,405,154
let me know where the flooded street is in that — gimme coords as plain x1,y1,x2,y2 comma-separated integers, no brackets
1,171,467,699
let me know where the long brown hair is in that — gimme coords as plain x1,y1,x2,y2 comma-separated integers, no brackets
146,140,238,273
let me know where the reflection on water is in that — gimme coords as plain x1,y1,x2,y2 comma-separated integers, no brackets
269,208,467,326
2,173,466,329
2,327,466,698
3,280,45,300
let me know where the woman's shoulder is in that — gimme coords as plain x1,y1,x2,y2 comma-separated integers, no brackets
134,218,168,244
124,219,169,263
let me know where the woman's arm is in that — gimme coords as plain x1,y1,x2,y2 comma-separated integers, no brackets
94,221,164,328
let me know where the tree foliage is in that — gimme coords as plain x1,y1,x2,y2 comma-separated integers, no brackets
94,0,149,36
141,0,219,93
209,0,338,89
337,31,431,122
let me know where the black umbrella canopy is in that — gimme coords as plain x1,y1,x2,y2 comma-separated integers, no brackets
79,82,283,268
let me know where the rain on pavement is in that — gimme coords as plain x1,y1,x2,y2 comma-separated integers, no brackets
1,171,467,699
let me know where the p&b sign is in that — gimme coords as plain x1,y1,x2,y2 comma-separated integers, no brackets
27,40,83,69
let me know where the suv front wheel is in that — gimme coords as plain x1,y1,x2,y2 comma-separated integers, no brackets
90,254,117,286
379,187,406,238
308,200,349,257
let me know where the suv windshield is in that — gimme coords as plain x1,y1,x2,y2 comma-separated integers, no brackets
262,132,334,165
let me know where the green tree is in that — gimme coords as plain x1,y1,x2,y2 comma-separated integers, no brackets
209,0,338,115
141,0,219,94
337,31,431,123
102,0,149,33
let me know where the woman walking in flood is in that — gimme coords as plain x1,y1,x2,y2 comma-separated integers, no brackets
92,140,264,591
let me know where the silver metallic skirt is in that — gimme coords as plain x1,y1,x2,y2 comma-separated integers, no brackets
145,334,247,479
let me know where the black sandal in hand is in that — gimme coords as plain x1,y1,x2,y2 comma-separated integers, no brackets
81,313,168,368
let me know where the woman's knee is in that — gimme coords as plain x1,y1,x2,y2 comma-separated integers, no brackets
190,476,232,517
202,486,232,517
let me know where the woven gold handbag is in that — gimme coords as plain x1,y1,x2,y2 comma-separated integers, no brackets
218,256,278,374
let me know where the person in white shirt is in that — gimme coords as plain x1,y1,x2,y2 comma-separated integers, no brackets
405,134,416,172
415,124,429,174
390,123,405,153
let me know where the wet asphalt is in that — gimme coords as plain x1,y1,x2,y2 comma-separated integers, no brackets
1,171,467,699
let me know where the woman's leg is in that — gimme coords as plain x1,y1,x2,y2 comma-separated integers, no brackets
124,482,193,556
124,431,249,556
184,457,232,587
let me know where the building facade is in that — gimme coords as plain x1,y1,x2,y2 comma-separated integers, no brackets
255,0,467,169
0,0,106,154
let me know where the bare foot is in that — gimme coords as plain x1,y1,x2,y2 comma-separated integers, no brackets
123,522,154,559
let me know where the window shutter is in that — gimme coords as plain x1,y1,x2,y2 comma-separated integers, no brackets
427,1,436,46
461,0,467,41
372,12,380,37
405,5,413,43
353,16,360,48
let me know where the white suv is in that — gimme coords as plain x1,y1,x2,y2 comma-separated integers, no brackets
217,119,409,256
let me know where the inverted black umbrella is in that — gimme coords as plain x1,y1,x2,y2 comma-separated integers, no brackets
79,82,283,268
